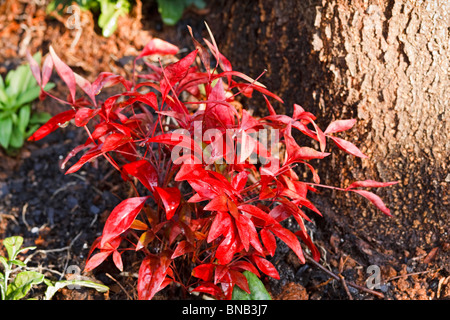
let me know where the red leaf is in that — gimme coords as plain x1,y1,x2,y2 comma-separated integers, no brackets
41,54,54,89
65,145,102,174
206,78,235,128
215,229,239,265
204,194,228,212
74,73,96,105
238,204,278,226
329,136,367,158
260,228,277,256
192,263,215,282
74,107,100,127
268,224,305,263
49,46,76,102
154,187,181,220
231,171,248,192
230,260,260,277
112,250,123,272
84,251,111,272
101,133,132,153
324,119,357,134
230,270,250,294
284,133,330,164
121,160,158,192
101,196,148,247
26,51,41,86
191,282,223,298
253,255,280,280
28,110,76,141
137,38,179,59
92,72,132,94
351,190,392,216
137,255,171,300
147,132,203,163
171,240,194,259
207,211,232,243
160,49,198,100
346,179,400,190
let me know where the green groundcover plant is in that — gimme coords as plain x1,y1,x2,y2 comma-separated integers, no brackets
0,236,108,300
0,53,54,152
26,25,398,300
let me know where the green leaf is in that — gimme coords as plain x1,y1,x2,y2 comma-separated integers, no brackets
9,259,26,268
0,117,13,149
6,271,45,300
29,112,52,125
44,279,109,300
0,256,8,271
9,125,24,149
3,236,23,261
157,0,186,26
18,105,31,133
232,271,272,300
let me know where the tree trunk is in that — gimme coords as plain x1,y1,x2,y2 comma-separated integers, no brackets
209,0,449,267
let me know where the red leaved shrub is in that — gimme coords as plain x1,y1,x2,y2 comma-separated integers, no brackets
27,26,398,300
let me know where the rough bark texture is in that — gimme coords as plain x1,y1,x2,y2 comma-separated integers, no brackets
209,0,449,267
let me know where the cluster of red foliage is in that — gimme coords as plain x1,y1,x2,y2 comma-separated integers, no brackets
27,26,398,300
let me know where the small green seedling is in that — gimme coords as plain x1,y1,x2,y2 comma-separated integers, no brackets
157,0,206,26
0,53,54,152
232,271,272,300
0,236,109,300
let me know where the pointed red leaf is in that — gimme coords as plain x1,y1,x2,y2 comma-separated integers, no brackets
329,136,368,158
230,270,250,294
84,251,112,272
171,240,194,259
49,46,76,102
260,228,277,256
65,145,102,174
231,171,249,192
346,180,400,190
160,49,198,99
351,189,392,216
324,119,357,134
137,38,179,60
28,110,76,141
230,261,260,277
101,196,148,247
253,255,280,280
147,132,203,163
204,193,228,212
154,187,181,220
268,224,305,264
215,229,238,265
238,204,278,226
138,256,170,300
74,73,96,105
101,133,132,153
192,263,215,282
121,160,158,192
112,250,123,272
74,107,100,127
41,54,54,88
207,211,232,243
26,51,41,86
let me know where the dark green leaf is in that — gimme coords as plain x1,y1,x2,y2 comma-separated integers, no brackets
232,271,272,300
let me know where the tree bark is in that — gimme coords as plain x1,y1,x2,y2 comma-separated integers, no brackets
209,0,449,265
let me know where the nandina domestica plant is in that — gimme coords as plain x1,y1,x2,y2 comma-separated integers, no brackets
27,25,398,300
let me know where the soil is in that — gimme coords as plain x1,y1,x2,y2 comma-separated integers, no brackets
0,0,448,301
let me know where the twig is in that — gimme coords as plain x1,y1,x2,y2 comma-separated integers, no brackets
305,253,385,299
386,269,436,282
339,274,354,300
105,273,133,300
21,203,31,230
